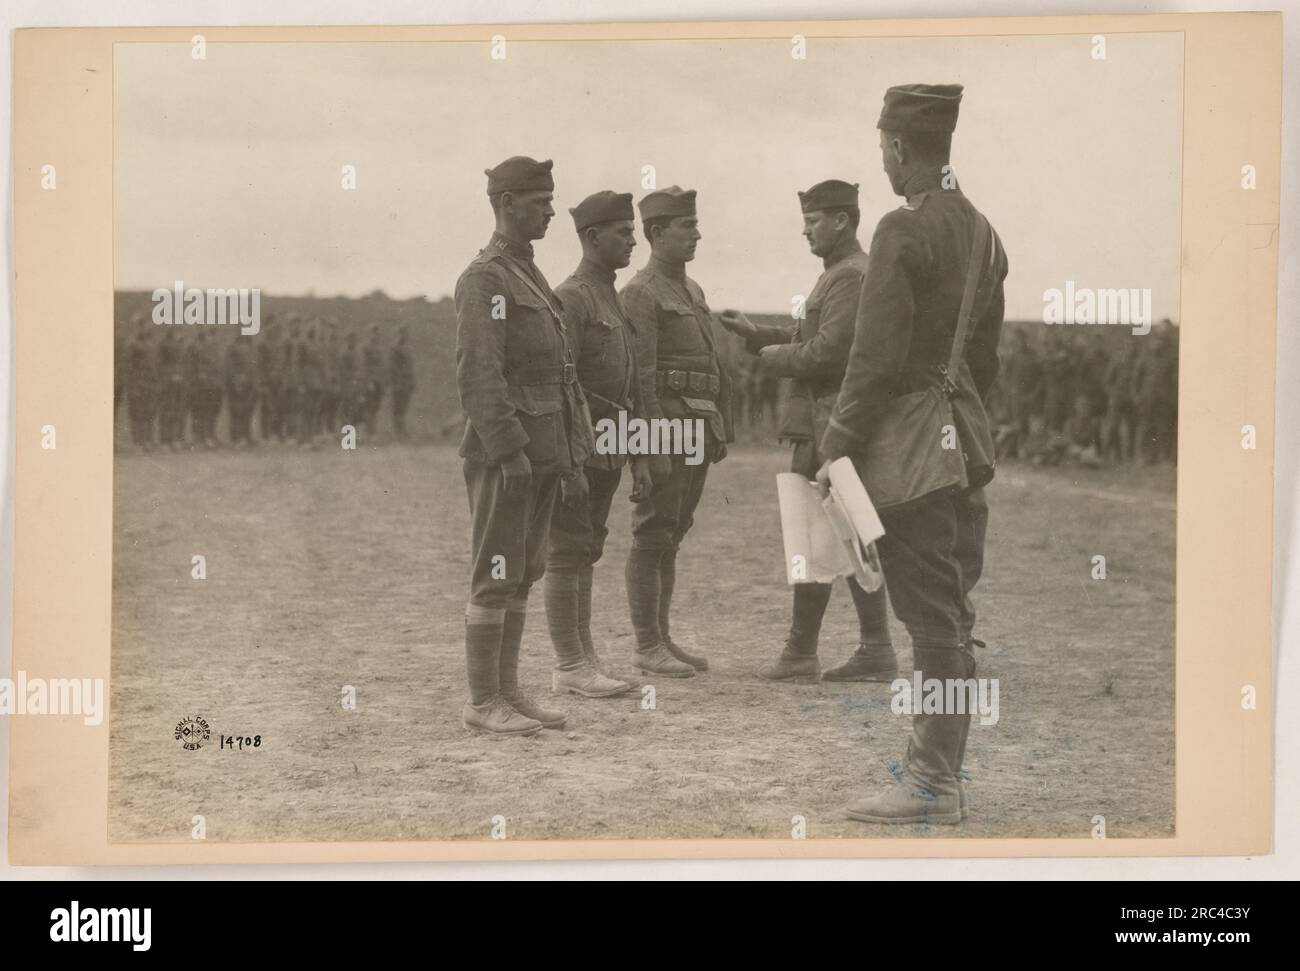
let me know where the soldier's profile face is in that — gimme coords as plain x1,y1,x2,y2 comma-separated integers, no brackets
589,220,636,269
801,210,842,257
654,216,700,263
506,190,555,241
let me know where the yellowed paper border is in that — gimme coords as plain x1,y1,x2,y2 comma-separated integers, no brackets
10,13,1279,863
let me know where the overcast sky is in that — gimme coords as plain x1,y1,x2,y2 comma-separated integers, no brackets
114,32,1182,319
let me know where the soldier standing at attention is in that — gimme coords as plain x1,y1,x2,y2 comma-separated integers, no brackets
126,326,159,451
362,324,386,437
621,186,733,678
157,327,188,449
454,155,594,737
718,180,898,684
319,319,343,441
187,327,224,448
280,317,302,444
340,331,364,430
225,335,258,446
818,84,1008,825
257,319,284,443
297,320,324,448
389,325,416,441
546,190,654,699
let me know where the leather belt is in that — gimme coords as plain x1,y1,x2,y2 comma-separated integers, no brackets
657,369,720,398
505,363,577,386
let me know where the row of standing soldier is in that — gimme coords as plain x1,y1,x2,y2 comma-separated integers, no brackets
116,315,416,449
992,324,1178,467
452,81,1006,827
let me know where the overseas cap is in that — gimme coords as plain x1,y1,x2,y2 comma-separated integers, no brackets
638,185,697,222
877,84,963,133
570,190,635,231
798,179,860,213
485,156,555,195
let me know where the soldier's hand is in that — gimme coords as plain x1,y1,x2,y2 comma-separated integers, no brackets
718,309,756,338
560,470,590,510
815,459,833,496
710,441,728,464
630,457,654,502
501,450,532,498
649,454,673,485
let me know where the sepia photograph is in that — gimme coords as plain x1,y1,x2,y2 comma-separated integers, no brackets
102,28,1186,843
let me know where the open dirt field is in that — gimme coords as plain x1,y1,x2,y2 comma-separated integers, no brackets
109,442,1174,842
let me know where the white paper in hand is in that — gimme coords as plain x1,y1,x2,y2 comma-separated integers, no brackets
824,457,886,592
776,473,851,584
776,460,886,588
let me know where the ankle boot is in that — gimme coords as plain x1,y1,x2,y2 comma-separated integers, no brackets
462,696,543,737
757,643,821,683
500,604,566,729
824,578,898,681
633,642,695,678
822,641,899,682
846,645,972,826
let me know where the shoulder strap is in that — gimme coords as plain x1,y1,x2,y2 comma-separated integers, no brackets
495,255,564,322
943,213,992,389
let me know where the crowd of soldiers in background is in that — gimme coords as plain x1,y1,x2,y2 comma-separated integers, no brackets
723,318,1179,467
115,307,1177,466
115,312,417,451
987,320,1179,467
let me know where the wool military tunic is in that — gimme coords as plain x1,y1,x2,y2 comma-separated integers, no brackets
621,254,733,444
820,172,1007,488
746,237,870,445
454,231,593,474
553,257,645,472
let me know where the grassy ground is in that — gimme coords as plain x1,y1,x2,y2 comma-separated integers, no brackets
109,442,1174,842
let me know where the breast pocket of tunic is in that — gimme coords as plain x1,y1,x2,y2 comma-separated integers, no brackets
659,300,705,353
584,318,618,367
504,279,563,358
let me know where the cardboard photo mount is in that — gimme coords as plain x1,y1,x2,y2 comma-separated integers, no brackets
9,13,1280,863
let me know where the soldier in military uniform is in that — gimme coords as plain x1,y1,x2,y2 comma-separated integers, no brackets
280,317,302,444
157,327,188,449
718,180,897,684
1002,329,1041,459
621,186,733,678
454,155,594,737
339,331,364,430
257,320,284,443
187,328,224,448
297,320,324,447
225,335,258,446
126,326,159,451
546,190,654,700
389,325,416,441
362,324,386,437
818,84,1008,825
319,319,342,442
